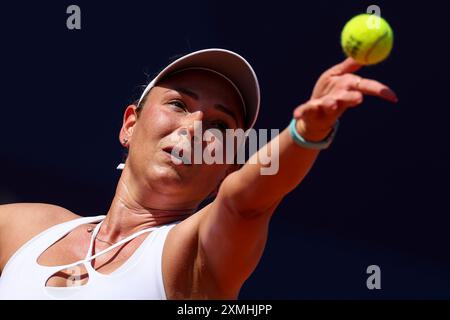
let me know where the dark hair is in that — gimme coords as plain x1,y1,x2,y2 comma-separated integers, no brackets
135,88,151,118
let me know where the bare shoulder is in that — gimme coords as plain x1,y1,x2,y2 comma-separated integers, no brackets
0,203,80,271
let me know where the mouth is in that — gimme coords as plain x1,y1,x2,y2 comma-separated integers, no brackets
162,146,192,165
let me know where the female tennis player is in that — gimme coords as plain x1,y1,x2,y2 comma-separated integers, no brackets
0,48,397,299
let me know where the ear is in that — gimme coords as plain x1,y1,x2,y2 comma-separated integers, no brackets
119,105,139,147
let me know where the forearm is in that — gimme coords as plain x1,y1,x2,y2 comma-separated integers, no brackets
221,121,328,215
219,56,397,215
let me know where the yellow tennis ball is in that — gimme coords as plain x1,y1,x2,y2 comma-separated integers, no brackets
341,14,394,65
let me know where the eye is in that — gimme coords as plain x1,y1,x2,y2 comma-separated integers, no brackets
169,100,187,112
210,121,229,132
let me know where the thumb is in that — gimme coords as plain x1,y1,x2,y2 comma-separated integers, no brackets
327,57,362,76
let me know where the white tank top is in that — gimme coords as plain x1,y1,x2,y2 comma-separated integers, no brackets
0,215,178,300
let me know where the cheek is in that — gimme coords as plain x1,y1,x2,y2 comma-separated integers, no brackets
140,105,178,139
203,132,239,164
203,131,225,157
129,106,177,164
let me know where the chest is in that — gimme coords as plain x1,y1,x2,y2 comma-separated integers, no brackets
36,228,146,287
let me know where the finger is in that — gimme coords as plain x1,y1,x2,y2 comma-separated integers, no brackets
334,90,364,109
320,96,339,114
353,78,398,102
293,99,322,119
294,97,340,120
293,103,308,119
316,93,361,119
327,57,362,76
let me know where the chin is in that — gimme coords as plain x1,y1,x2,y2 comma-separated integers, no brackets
144,163,189,192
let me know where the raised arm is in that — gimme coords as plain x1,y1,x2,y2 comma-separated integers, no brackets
222,58,398,214
197,58,398,296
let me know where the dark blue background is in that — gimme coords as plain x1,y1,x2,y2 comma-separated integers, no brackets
1,0,449,298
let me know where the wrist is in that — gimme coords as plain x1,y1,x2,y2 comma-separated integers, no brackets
295,119,334,142
289,118,339,150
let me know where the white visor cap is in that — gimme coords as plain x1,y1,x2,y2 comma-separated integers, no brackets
137,48,260,131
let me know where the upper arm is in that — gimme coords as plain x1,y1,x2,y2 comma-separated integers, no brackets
197,174,282,297
0,203,78,271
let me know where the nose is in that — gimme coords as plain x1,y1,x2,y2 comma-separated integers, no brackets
178,111,203,142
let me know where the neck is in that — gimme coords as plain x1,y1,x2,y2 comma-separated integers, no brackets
98,170,198,243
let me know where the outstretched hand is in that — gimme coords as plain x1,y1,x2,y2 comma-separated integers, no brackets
292,58,398,142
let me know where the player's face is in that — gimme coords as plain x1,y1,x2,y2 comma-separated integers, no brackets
125,69,245,203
